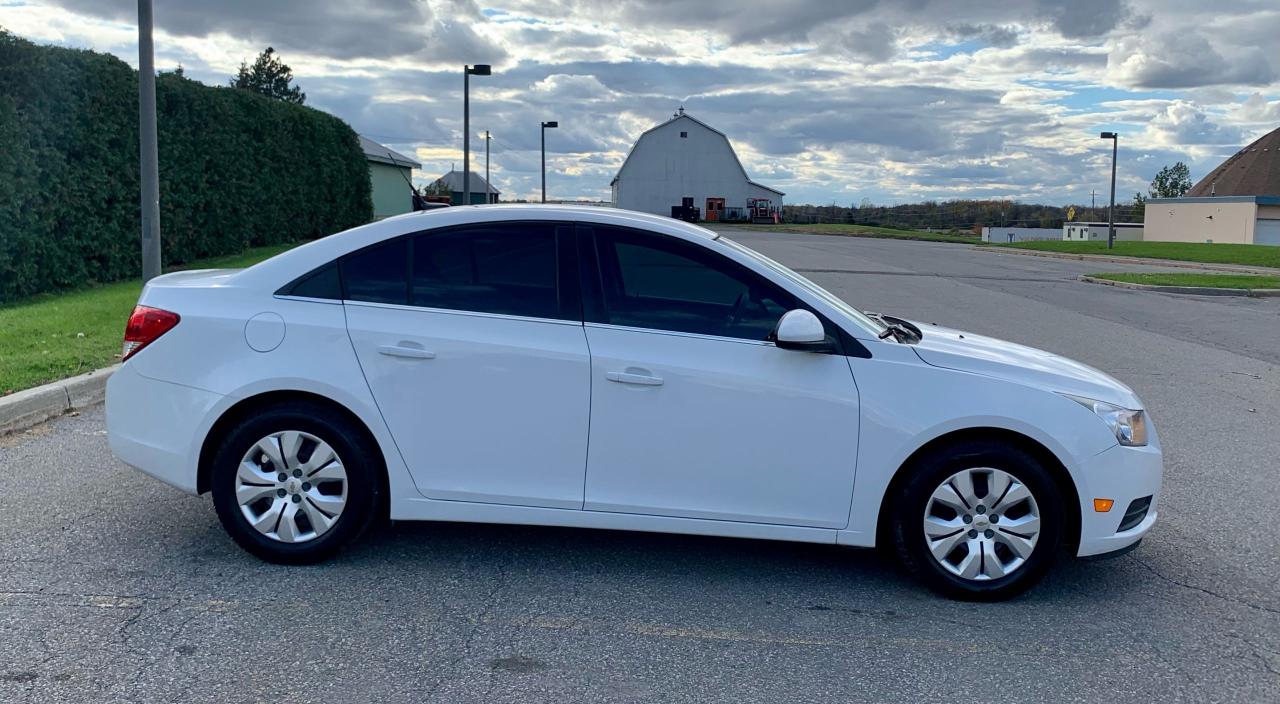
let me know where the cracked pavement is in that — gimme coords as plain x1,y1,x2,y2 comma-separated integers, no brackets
2,231,1278,702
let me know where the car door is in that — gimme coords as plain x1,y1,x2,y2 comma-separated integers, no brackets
580,224,861,528
343,222,590,509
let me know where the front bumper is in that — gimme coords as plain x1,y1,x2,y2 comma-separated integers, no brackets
1073,442,1162,557
106,363,223,494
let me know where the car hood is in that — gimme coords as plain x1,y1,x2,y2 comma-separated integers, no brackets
908,322,1143,409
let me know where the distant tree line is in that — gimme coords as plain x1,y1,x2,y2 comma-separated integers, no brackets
784,198,1144,232
785,161,1194,231
0,32,370,301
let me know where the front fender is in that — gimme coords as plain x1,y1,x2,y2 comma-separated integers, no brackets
836,343,1117,546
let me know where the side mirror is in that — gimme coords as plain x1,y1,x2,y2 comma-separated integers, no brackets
773,309,833,352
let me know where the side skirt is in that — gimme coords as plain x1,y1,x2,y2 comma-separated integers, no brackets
391,496,838,545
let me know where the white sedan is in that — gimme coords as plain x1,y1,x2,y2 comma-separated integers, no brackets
106,205,1161,600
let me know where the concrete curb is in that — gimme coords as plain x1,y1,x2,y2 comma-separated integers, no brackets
977,246,1280,275
1078,275,1280,298
0,365,119,436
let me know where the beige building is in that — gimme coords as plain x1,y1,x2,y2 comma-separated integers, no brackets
1144,197,1280,245
1143,125,1280,246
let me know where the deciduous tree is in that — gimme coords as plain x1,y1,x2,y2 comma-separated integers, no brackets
1149,162,1192,198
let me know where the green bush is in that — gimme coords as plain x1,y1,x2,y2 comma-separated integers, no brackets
0,31,372,302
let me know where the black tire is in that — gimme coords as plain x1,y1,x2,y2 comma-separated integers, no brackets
210,401,382,564
890,439,1064,601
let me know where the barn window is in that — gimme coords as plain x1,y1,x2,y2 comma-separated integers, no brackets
680,131,688,138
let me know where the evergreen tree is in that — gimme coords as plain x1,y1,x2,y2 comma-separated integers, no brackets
230,47,305,104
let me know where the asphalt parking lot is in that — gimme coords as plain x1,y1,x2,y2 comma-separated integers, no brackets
2,230,1278,703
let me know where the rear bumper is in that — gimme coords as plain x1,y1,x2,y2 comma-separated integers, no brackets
106,364,223,494
1074,443,1162,558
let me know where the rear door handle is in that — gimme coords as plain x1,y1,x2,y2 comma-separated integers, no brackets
606,370,664,386
378,344,436,360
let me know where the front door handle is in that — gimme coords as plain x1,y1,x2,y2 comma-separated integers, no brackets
606,370,664,386
378,344,436,360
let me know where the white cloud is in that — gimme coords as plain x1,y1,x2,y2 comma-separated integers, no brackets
8,0,1279,204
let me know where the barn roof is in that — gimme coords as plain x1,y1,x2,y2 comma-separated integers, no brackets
1186,125,1280,197
359,135,421,169
610,112,784,196
434,170,499,195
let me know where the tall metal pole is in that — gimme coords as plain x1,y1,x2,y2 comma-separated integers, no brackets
462,67,470,206
1107,136,1118,249
541,124,546,203
484,130,490,204
138,0,161,281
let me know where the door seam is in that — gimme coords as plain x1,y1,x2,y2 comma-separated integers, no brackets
579,324,592,511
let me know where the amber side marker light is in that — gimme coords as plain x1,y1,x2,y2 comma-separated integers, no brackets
1093,498,1115,513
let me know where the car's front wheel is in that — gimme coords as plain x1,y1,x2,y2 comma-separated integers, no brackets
210,402,382,564
891,440,1064,600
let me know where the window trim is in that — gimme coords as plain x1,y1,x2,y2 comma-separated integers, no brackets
584,320,778,347
342,298,585,327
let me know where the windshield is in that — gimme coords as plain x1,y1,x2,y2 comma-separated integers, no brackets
717,236,889,338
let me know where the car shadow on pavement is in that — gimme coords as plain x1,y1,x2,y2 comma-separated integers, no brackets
329,519,1149,606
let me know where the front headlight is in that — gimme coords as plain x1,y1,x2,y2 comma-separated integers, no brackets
1063,395,1148,447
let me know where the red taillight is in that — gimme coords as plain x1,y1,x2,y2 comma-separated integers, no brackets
121,306,180,361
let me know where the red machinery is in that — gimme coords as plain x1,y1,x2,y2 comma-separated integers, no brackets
748,198,778,224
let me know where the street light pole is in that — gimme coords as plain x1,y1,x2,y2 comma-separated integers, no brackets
541,120,558,203
484,130,491,204
138,0,161,281
462,64,491,206
1100,131,1118,249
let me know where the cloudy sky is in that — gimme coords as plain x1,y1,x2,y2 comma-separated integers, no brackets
4,0,1279,206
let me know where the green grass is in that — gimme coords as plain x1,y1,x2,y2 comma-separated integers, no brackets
714,222,979,244
0,242,299,395
993,240,1280,269
1088,272,1280,290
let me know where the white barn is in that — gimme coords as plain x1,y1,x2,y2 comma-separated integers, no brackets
610,109,783,222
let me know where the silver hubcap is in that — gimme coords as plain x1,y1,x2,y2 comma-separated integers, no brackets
923,467,1041,581
235,431,348,544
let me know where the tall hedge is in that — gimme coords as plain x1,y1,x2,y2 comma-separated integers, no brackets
0,31,373,302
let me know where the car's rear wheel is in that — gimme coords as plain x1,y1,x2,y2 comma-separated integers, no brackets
210,402,381,564
891,440,1064,600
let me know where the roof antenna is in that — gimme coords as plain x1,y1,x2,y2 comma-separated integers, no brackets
387,148,418,190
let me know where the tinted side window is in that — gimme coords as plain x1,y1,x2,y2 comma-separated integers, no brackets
278,262,341,300
594,227,796,340
412,224,560,319
341,238,408,304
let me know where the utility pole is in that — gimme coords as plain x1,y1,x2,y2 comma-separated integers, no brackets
137,0,161,281
1090,189,1097,210
1100,132,1118,249
541,120,558,203
462,64,491,206
484,130,491,204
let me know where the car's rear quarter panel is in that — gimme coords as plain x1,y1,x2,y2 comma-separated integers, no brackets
112,282,418,502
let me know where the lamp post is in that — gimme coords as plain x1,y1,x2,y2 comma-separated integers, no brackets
138,0,161,281
1100,131,1118,249
541,120,558,203
462,64,491,206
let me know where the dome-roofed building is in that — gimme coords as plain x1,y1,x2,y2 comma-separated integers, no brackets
1146,126,1280,246
1186,127,1280,197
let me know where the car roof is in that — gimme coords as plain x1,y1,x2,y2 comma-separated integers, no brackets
234,205,719,291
